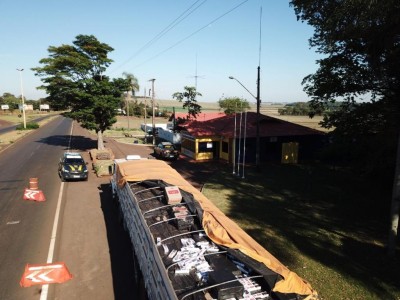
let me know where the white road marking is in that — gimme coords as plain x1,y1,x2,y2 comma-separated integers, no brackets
38,270,54,282
29,264,63,271
24,190,39,198
6,220,20,225
40,122,74,300
26,270,54,283
26,271,42,283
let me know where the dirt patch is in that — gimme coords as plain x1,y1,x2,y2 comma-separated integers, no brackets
0,119,13,127
0,115,59,153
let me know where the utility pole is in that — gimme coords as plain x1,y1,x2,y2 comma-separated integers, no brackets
126,93,130,131
255,7,262,170
228,7,262,170
144,88,147,144
256,66,260,170
229,75,259,169
148,78,156,145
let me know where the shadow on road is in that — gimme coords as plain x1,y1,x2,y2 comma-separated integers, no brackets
99,183,137,300
36,135,98,151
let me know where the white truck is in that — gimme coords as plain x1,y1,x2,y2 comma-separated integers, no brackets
110,157,318,300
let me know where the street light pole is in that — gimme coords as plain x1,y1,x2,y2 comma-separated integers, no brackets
256,66,260,169
229,70,261,170
148,78,156,145
228,76,256,99
16,68,26,129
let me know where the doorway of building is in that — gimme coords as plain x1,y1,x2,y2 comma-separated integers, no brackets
212,141,220,159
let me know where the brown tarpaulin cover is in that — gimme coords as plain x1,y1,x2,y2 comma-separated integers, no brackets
116,159,318,299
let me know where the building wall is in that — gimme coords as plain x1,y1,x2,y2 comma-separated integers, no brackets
181,135,196,159
220,138,230,161
181,134,227,161
181,133,324,163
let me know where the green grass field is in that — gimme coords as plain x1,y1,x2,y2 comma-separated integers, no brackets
202,163,399,299
0,111,56,123
119,99,329,132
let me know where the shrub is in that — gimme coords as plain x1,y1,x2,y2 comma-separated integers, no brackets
16,122,40,130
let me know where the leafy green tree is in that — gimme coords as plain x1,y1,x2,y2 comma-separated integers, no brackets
122,72,139,96
126,99,145,117
290,0,400,256
122,72,140,129
122,73,139,112
278,102,312,116
218,97,250,114
32,34,130,150
172,86,202,120
25,100,39,110
1,93,19,111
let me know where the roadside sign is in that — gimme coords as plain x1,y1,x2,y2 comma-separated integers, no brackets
20,262,73,287
39,104,50,110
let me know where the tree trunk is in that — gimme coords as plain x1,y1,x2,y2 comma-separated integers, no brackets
97,130,105,150
388,129,400,257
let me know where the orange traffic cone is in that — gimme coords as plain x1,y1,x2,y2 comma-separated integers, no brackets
23,178,45,202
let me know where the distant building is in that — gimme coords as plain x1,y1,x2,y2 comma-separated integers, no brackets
180,112,325,164
171,112,226,122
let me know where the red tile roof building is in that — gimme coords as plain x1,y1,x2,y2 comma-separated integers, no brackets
172,112,226,122
179,112,325,164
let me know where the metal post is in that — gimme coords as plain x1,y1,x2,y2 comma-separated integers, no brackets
144,88,147,144
242,110,247,178
229,75,259,169
237,109,242,176
256,66,260,170
232,105,237,175
148,78,156,145
126,94,130,131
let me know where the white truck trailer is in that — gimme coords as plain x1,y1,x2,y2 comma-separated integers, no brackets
110,158,318,300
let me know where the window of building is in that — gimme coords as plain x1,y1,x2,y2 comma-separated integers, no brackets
198,142,213,153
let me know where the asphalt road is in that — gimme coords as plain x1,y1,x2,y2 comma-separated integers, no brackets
0,116,136,300
0,115,221,300
0,115,54,135
0,116,72,300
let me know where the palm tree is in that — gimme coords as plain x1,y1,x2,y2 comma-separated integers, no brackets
122,72,139,130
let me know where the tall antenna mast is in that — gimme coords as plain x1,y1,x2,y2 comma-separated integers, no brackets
195,53,198,90
255,6,262,170
189,53,204,90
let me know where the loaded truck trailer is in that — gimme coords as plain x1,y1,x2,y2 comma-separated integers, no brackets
111,157,318,300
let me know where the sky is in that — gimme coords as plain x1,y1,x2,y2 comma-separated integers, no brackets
0,0,321,105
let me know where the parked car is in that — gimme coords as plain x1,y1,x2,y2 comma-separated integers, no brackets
58,152,88,181
153,142,179,160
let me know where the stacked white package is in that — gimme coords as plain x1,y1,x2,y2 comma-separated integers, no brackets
165,186,182,204
196,240,219,253
173,238,216,276
238,277,269,299
239,291,270,299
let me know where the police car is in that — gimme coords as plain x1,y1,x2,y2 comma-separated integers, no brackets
58,152,88,181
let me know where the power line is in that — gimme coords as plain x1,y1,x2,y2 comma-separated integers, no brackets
143,0,207,53
110,0,207,74
131,0,250,69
